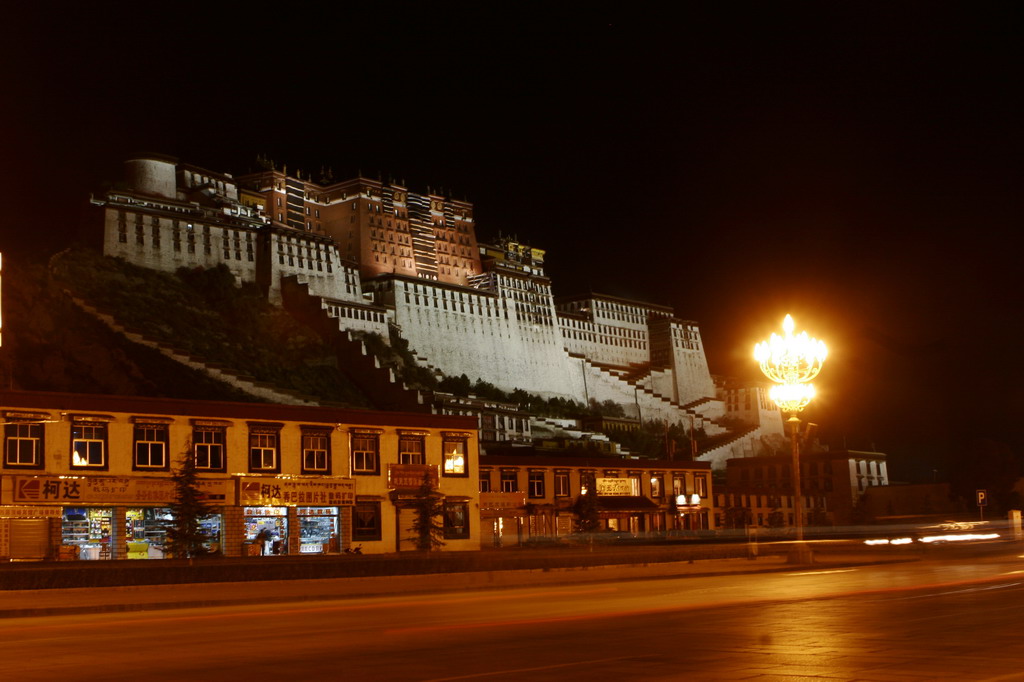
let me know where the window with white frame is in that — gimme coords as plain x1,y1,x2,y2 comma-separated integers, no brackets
352,434,379,475
302,430,331,473
694,474,708,498
500,470,518,492
4,422,44,468
193,426,226,471
134,424,168,470
249,428,280,472
398,435,425,465
71,422,107,469
479,470,492,493
442,437,467,476
554,471,570,497
528,470,545,498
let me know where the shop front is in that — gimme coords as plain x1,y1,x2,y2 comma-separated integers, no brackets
244,506,288,556
8,474,234,560
298,506,339,554
238,476,354,556
62,507,114,559
478,491,527,547
0,506,62,561
594,498,663,533
124,508,223,558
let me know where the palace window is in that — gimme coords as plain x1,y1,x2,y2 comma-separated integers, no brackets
443,501,470,539
352,434,380,475
302,429,331,474
248,426,280,473
71,422,107,469
4,423,44,468
398,435,425,465
133,424,168,470
193,426,225,471
353,501,382,541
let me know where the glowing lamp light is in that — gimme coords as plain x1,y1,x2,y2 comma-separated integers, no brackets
754,314,827,385
753,314,828,554
754,314,827,414
72,449,87,467
768,382,817,413
689,493,700,506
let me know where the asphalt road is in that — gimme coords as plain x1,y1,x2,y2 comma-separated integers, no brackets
4,550,1024,681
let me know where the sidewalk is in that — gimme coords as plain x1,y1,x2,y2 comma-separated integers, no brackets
0,551,899,619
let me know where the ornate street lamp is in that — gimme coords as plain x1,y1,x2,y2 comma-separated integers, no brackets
754,314,827,561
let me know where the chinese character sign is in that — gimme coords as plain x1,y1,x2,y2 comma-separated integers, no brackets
239,478,356,506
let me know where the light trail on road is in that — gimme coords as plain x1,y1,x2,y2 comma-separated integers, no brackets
3,552,1024,680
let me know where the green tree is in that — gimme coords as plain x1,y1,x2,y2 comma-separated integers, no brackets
572,488,601,533
406,474,446,551
164,443,215,559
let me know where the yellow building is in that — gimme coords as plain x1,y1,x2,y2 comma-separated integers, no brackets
0,391,478,560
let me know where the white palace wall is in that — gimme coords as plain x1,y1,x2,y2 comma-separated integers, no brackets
372,279,586,401
102,203,260,287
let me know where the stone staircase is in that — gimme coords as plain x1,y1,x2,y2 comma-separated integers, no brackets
62,292,322,406
280,276,427,412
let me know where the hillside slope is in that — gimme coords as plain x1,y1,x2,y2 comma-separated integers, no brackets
1,250,370,407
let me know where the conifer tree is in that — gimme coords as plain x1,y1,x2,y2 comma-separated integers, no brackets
572,487,601,533
164,443,215,559
407,473,446,551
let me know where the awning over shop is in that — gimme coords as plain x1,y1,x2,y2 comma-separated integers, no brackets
595,496,662,513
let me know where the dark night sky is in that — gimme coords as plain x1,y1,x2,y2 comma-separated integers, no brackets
3,2,1021,479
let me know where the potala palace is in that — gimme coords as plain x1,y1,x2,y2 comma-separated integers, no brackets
92,154,785,468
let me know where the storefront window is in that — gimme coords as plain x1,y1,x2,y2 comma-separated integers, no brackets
124,508,222,558
244,507,288,556
62,508,112,560
125,507,172,559
298,506,339,553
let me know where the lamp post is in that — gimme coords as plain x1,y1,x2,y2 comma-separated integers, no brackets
754,314,827,563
